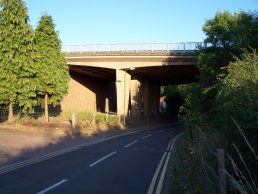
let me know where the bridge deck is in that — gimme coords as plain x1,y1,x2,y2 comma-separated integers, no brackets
64,44,200,85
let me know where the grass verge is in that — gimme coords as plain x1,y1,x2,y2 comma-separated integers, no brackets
169,133,208,194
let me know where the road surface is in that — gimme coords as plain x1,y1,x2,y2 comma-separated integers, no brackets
0,124,181,194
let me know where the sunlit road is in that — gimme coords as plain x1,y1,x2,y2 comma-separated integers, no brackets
0,124,181,194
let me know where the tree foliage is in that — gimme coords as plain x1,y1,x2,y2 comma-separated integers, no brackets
199,10,258,82
0,1,70,122
203,11,258,50
34,14,69,121
198,11,258,112
0,0,37,121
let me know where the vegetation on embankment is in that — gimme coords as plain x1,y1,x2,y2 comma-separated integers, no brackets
0,111,124,136
169,134,209,194
0,110,173,138
169,10,258,194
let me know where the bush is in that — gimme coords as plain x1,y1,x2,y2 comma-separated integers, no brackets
214,50,258,182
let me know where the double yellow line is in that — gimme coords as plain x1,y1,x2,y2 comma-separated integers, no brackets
147,133,182,194
0,146,81,175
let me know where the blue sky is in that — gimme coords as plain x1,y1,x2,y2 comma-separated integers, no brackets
24,0,257,45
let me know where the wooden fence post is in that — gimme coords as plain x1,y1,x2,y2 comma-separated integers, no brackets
217,149,227,194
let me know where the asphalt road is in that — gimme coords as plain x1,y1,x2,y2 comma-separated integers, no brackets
0,124,181,194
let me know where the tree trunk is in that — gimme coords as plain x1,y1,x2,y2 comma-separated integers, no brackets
45,93,49,123
8,102,14,123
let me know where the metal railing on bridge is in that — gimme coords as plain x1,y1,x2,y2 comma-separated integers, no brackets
62,42,205,53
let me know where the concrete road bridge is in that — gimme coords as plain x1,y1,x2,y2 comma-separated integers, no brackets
61,42,204,118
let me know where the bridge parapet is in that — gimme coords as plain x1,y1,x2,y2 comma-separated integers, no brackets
62,42,205,53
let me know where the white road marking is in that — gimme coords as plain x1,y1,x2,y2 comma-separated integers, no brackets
141,134,152,139
37,179,67,194
0,128,153,175
124,140,138,148
89,151,117,167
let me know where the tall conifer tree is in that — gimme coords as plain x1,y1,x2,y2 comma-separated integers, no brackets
35,14,69,122
0,0,37,122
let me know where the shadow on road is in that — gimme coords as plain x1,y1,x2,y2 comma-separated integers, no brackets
0,117,176,168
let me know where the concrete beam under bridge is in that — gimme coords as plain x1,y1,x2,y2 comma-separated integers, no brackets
65,51,197,70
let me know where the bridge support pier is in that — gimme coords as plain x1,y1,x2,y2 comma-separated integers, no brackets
130,79,160,118
143,80,152,117
130,79,140,118
116,68,161,119
152,83,160,116
116,69,131,117
142,80,160,117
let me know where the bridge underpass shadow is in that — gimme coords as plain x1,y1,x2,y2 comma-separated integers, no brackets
66,71,117,113
160,51,199,85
